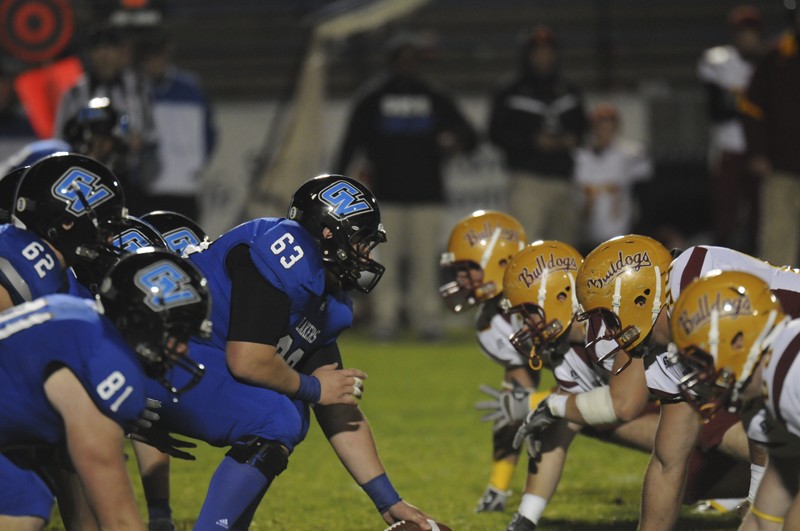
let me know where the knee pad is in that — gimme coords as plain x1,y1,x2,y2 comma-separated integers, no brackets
226,436,289,482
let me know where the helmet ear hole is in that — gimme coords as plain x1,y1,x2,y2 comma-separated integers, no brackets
634,295,647,307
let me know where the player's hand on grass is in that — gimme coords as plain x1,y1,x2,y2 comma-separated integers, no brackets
512,395,561,459
129,398,197,460
475,379,531,431
128,427,197,461
383,500,433,530
312,363,367,406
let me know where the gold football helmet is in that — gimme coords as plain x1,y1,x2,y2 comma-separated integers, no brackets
671,270,784,419
503,240,583,369
577,234,673,373
440,210,527,312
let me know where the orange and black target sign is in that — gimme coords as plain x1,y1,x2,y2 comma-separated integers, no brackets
0,0,74,63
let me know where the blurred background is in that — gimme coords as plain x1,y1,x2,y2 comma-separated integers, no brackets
1,1,795,332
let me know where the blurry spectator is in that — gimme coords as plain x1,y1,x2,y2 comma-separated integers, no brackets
335,32,478,340
698,5,764,254
741,2,800,267
0,67,37,162
139,28,216,221
54,23,157,213
0,98,127,177
488,26,587,245
574,103,652,252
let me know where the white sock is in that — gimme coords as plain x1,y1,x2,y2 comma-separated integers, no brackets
749,464,765,502
519,494,548,524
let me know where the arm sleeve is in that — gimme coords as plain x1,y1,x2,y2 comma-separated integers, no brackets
226,244,290,345
437,92,479,154
703,82,739,122
296,341,343,375
741,57,770,158
335,97,371,174
487,90,533,153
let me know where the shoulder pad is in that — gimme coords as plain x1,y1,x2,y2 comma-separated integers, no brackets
249,219,326,301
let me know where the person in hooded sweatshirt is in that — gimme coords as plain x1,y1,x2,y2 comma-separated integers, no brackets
488,26,588,247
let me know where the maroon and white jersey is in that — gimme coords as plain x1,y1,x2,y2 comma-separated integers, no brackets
475,300,527,368
552,340,609,395
697,44,754,153
668,246,800,318
647,246,800,399
758,319,800,456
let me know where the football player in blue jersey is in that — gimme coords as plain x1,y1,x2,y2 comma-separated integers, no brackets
2,155,181,531
144,174,435,530
0,249,211,531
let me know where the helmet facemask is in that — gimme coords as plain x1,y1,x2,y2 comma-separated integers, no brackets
322,224,386,293
99,250,212,398
504,301,565,370
116,310,208,396
579,307,642,375
439,259,492,313
677,346,739,421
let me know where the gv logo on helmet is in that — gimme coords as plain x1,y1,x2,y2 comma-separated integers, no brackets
162,228,201,254
115,229,152,251
135,260,201,311
319,181,372,219
51,167,114,216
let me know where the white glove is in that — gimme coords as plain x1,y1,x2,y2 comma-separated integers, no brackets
475,379,531,432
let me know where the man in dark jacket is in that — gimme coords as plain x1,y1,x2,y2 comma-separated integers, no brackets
488,26,587,246
740,3,800,267
336,33,478,340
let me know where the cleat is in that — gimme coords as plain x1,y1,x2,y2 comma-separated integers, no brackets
506,512,536,531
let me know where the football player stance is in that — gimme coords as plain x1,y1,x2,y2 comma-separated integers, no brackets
142,174,435,530
3,154,189,531
492,240,661,530
514,237,771,530
0,249,211,531
670,271,800,530
439,210,532,512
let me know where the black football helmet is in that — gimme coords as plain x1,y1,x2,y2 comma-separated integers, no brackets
141,210,210,255
287,174,386,293
62,97,129,170
0,166,27,223
73,215,168,293
99,248,212,395
13,152,127,267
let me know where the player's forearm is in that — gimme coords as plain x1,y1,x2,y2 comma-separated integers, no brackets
226,341,301,396
67,421,146,530
316,404,384,484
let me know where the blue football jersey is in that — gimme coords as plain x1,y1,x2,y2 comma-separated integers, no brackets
188,218,353,367
0,224,68,305
0,295,146,448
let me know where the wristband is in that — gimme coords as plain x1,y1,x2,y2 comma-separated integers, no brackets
295,374,321,404
360,473,401,514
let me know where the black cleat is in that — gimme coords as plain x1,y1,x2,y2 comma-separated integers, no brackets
506,512,536,531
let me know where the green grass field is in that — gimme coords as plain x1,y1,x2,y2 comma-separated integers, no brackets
49,332,741,530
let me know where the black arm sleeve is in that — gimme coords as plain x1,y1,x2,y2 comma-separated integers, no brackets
295,342,343,376
226,244,290,346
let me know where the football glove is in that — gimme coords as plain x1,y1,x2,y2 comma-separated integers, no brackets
128,398,197,460
512,395,562,460
475,380,531,431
